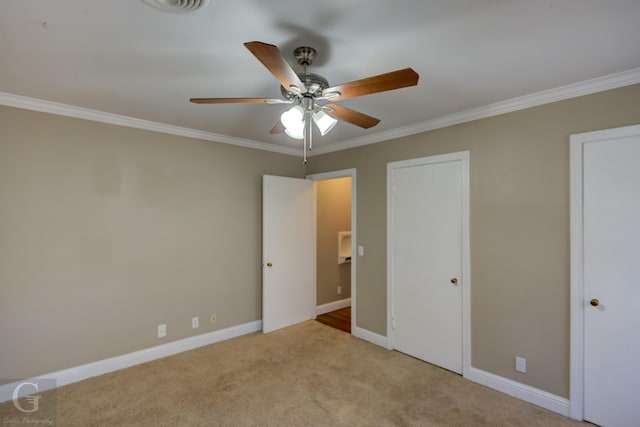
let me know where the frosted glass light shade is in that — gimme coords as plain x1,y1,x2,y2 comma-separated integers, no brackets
284,127,304,139
313,110,337,136
281,105,304,140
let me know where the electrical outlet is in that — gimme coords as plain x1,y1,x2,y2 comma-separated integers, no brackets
192,317,199,329
210,313,217,324
337,286,342,295
515,356,526,373
157,324,166,338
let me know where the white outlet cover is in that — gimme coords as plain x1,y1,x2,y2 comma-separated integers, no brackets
157,324,167,338
515,356,526,373
192,317,199,329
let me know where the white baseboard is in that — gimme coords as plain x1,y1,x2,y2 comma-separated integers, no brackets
2,320,568,418
316,298,351,315
0,320,262,404
465,366,569,416
353,326,390,349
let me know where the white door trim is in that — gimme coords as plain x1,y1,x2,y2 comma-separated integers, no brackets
307,169,357,335
569,123,640,420
386,151,471,375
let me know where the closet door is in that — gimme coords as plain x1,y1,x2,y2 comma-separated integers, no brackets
581,130,640,426
389,153,467,373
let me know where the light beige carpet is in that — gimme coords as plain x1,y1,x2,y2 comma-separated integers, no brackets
0,321,585,426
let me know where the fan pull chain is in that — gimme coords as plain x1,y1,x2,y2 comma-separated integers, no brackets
306,110,312,152
303,133,308,165
303,62,312,153
303,110,311,164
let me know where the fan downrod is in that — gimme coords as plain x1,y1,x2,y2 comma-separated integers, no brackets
280,46,329,99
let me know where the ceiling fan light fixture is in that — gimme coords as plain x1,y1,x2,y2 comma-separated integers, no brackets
313,110,338,136
190,41,419,162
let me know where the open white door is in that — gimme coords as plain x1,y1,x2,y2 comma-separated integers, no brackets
262,175,316,333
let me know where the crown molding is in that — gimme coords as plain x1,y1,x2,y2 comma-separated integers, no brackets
0,92,299,157
311,67,640,156
2,67,639,158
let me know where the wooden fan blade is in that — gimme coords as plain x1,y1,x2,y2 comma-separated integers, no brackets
244,41,306,94
270,120,285,134
190,98,282,104
323,68,419,101
324,103,380,129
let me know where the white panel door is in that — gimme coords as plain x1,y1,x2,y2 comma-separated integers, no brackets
583,134,640,426
389,156,464,374
262,175,316,333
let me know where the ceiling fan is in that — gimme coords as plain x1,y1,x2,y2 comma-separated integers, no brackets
190,41,419,163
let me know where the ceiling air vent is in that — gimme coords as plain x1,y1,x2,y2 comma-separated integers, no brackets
142,0,211,14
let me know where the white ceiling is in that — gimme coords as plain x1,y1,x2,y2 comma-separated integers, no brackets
2,0,640,155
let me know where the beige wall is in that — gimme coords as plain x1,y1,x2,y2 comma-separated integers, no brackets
0,106,303,379
316,177,351,305
2,83,639,398
307,84,640,397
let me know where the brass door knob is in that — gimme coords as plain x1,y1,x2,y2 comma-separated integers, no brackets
590,298,599,307
266,262,273,268
450,277,458,285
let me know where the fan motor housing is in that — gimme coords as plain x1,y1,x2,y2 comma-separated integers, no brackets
280,72,329,100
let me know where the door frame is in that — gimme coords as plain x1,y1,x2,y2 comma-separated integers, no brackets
569,123,640,420
306,168,357,334
386,151,471,376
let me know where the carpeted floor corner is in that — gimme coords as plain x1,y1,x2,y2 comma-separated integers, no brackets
0,321,585,426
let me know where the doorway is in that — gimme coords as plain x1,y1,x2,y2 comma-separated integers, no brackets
316,307,351,333
570,124,640,424
307,169,356,334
